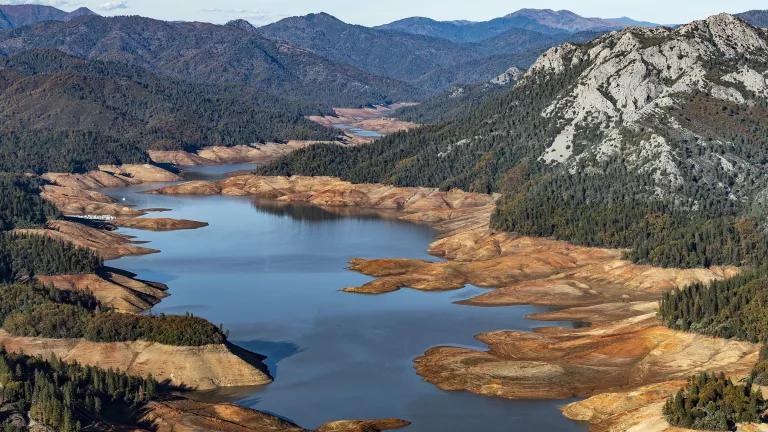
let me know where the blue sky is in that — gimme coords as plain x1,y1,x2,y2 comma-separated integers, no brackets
15,0,768,26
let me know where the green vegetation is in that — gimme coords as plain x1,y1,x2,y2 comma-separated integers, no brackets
0,282,226,346
0,175,59,230
491,163,768,268
0,349,161,432
0,130,151,174
750,346,768,385
0,49,338,173
663,372,765,430
260,45,768,269
660,266,768,342
0,234,103,282
84,312,226,346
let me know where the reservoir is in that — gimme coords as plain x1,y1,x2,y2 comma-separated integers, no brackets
106,164,584,431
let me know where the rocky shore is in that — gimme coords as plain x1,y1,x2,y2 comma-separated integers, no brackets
142,399,409,432
152,174,760,431
148,141,328,167
307,104,420,143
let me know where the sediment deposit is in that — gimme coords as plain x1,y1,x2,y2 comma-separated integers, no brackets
37,271,168,314
149,141,325,167
0,331,272,390
152,174,758,431
142,399,409,432
113,217,208,231
15,220,158,260
307,104,420,143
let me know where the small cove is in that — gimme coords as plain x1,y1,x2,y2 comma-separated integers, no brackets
104,164,585,431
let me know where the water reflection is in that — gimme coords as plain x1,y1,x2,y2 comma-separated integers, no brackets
107,165,585,432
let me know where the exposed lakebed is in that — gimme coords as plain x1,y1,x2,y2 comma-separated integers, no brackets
104,164,584,431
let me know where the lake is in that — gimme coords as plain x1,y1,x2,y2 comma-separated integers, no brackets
105,164,585,431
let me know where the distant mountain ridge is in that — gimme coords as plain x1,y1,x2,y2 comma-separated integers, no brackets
0,4,95,30
257,12,613,93
0,14,418,107
738,10,768,28
377,8,658,42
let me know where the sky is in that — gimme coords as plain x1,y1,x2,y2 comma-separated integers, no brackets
9,0,768,27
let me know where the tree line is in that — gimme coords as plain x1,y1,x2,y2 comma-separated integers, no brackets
659,265,768,342
0,282,227,346
0,349,162,432
663,372,765,430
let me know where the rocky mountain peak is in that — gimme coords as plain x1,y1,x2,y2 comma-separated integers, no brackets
514,12,768,201
226,19,257,32
490,65,523,85
679,13,767,57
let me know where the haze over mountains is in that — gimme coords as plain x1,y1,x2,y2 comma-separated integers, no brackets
378,8,660,42
0,4,94,29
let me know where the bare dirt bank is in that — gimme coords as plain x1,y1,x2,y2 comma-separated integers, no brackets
16,220,158,260
38,271,168,314
113,217,208,231
142,399,409,432
307,104,420,143
149,141,328,167
151,174,757,431
0,330,271,390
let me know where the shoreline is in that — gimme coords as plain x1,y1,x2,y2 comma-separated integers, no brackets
150,173,759,431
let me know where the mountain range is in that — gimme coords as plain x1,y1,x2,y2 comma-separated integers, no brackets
0,4,94,30
257,12,621,92
0,48,336,173
261,12,768,269
377,8,659,42
0,14,419,107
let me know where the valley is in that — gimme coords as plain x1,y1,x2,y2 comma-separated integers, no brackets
0,2,768,431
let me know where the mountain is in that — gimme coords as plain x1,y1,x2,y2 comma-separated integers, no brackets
0,49,336,173
738,10,768,28
0,4,94,30
377,8,658,42
257,13,482,86
261,13,768,269
256,12,607,93
0,15,418,107
395,66,523,124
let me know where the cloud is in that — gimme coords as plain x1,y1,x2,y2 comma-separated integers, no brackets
99,0,129,11
200,8,285,25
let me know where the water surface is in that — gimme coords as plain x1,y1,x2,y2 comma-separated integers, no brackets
332,123,384,138
105,165,584,431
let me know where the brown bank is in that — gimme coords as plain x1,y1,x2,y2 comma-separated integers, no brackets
152,174,760,431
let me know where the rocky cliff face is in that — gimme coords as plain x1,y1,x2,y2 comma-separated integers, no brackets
526,14,768,202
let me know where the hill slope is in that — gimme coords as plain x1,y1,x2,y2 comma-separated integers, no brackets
0,49,336,173
377,8,656,42
0,4,94,30
738,10,768,28
0,15,418,106
257,12,611,92
262,13,768,269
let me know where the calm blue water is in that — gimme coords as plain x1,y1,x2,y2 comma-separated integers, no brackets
104,165,584,432
332,124,384,138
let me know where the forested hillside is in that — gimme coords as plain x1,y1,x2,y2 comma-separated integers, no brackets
257,12,612,93
261,14,768,268
0,14,417,107
0,348,161,432
0,49,337,173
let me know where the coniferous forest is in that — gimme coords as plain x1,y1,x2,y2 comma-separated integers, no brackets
0,349,161,432
662,372,765,431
